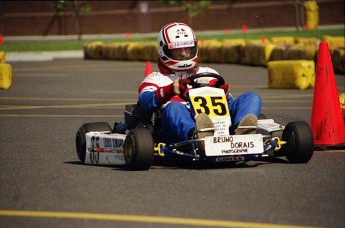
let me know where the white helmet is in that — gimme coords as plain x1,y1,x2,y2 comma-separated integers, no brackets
157,22,198,71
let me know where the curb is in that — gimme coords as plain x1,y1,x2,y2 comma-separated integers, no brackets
6,51,84,62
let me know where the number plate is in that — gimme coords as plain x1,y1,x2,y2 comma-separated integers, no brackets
189,87,230,117
188,87,231,136
205,134,264,156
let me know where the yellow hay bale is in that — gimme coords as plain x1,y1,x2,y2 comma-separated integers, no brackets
340,93,345,117
0,51,5,64
0,63,12,90
101,43,114,60
331,48,345,74
241,43,275,66
295,37,319,47
142,42,158,62
245,39,264,45
198,40,222,63
83,41,104,59
268,60,315,90
114,42,129,60
268,44,288,61
222,39,246,46
321,36,345,50
126,43,143,61
271,37,295,46
287,45,317,61
223,45,242,64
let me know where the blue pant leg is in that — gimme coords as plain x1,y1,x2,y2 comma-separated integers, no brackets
161,102,195,144
228,92,262,132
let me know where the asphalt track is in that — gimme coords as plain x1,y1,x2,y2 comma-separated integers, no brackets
0,59,344,228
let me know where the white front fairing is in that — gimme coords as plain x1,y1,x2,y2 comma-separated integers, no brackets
85,132,126,165
204,134,264,156
188,87,265,157
257,119,284,132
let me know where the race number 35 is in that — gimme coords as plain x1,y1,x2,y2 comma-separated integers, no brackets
191,96,229,117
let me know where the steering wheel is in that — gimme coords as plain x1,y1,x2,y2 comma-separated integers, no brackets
188,72,225,88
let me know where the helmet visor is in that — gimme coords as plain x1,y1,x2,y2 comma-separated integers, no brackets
163,42,197,61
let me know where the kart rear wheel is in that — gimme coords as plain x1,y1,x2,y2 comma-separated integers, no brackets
75,122,112,162
282,121,314,163
124,127,154,170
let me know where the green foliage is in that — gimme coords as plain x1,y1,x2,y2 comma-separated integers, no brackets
51,0,92,13
160,0,211,24
49,0,92,40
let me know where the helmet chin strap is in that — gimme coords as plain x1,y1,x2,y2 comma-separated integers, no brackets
157,58,199,75
158,58,174,74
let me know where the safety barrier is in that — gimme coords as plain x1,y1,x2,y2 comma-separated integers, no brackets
267,60,315,90
83,36,345,75
0,51,13,90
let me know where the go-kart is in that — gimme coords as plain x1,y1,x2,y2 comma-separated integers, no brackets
75,72,314,170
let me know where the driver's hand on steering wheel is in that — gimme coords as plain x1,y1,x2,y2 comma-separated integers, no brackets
208,79,230,96
156,79,191,105
172,79,190,95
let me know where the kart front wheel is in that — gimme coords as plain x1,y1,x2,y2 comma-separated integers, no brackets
75,122,112,162
282,121,314,163
124,127,154,170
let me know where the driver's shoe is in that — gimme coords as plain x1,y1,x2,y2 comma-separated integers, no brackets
235,114,258,135
195,113,214,151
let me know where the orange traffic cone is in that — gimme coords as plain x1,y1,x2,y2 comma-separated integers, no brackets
144,61,152,77
310,42,345,147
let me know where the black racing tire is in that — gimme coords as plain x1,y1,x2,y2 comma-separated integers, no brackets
75,122,112,162
282,121,314,163
124,127,154,170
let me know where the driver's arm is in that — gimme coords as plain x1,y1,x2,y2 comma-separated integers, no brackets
138,79,190,111
139,89,165,112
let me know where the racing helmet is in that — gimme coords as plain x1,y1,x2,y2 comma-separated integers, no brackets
157,22,198,71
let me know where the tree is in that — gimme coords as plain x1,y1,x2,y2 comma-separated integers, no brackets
51,0,92,40
160,0,211,25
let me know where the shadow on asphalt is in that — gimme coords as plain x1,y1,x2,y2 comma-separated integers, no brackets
64,156,289,171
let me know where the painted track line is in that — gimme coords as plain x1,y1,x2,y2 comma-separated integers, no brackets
0,210,314,228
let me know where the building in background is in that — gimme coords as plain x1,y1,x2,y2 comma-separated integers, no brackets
0,0,343,36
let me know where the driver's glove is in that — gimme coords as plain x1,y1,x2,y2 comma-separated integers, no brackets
208,79,230,96
156,79,190,105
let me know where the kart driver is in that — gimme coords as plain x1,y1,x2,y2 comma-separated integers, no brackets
138,22,262,145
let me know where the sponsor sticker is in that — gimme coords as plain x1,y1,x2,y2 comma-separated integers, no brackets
205,134,263,156
85,132,126,165
168,41,194,49
215,156,245,162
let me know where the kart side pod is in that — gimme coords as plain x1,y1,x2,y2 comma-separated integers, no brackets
75,122,126,166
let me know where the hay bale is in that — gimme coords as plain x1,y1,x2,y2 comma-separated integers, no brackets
271,37,295,46
268,44,288,61
321,36,345,50
295,37,319,48
241,43,274,66
286,45,317,61
83,41,104,59
332,48,345,74
267,60,315,90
